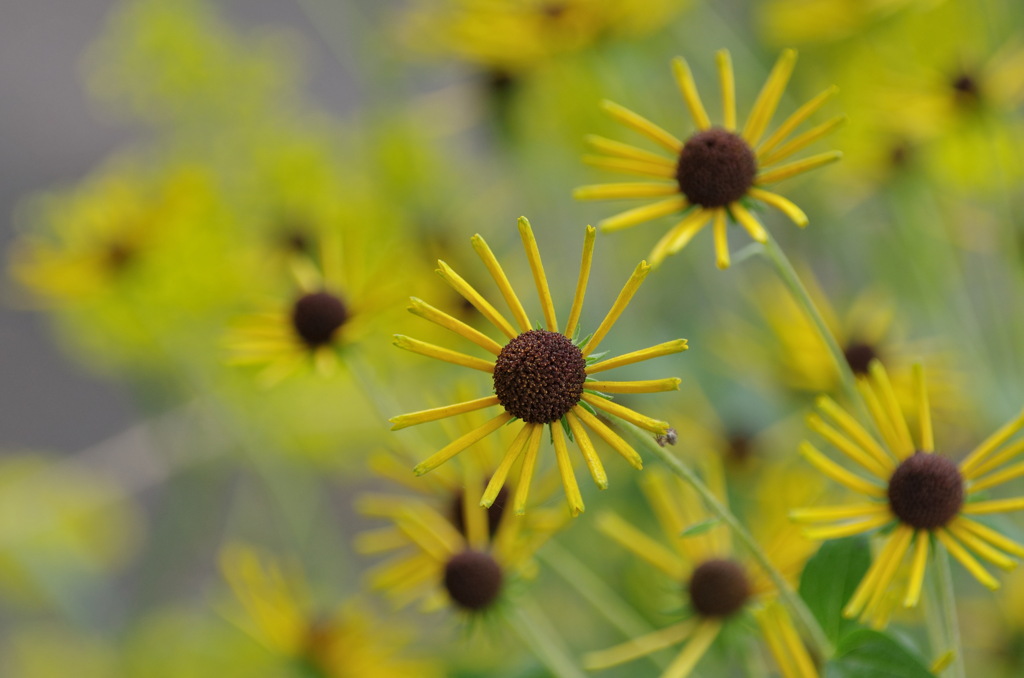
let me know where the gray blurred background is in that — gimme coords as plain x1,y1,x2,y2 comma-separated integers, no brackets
1,0,358,452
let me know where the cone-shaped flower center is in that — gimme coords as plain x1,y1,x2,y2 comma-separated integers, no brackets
450,485,509,539
843,341,879,376
443,550,504,611
676,128,758,208
292,291,348,348
688,558,751,618
888,452,964,529
493,329,587,424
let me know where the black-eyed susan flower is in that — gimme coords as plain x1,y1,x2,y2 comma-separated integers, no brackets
225,231,400,386
355,453,567,616
575,49,842,268
219,543,440,678
587,464,818,678
390,217,687,516
792,361,1024,626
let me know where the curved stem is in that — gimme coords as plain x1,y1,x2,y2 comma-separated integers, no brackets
510,597,589,678
931,542,966,678
757,233,861,408
614,417,834,661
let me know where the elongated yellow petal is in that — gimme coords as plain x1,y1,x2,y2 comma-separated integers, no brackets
815,395,897,469
436,260,517,338
948,521,1016,570
966,439,1024,480
596,512,684,578
903,531,930,608
672,57,711,130
407,297,503,355
583,155,677,179
936,529,999,590
565,226,596,341
773,604,818,678
513,423,543,515
758,605,800,678
799,441,886,497
566,412,608,489
586,378,681,394
716,50,736,131
582,392,670,435
957,518,1024,558
858,378,903,459
585,134,675,164
585,619,696,670
743,49,797,146
393,334,494,373
790,503,889,523
807,413,890,480
712,208,730,269
481,423,534,507
868,361,915,457
747,188,808,227
662,619,721,678
759,115,846,167
729,202,768,243
649,208,713,266
353,527,407,555
756,151,842,185
518,216,557,331
471,233,531,332
758,85,838,157
864,525,914,615
960,408,1024,476
803,514,892,540
599,197,689,232
844,526,911,618
574,182,680,200
583,261,650,355
963,497,1024,515
574,404,643,469
413,412,513,475
552,422,584,516
601,99,683,152
390,395,501,431
587,339,689,374
970,461,1024,493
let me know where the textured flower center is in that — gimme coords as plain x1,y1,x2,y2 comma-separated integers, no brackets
888,452,964,529
450,485,509,539
843,341,879,376
688,558,751,618
291,291,348,348
493,330,587,424
676,128,758,208
443,550,504,611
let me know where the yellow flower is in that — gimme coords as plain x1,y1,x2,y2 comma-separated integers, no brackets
575,49,842,268
219,543,440,678
756,0,948,45
587,464,817,678
792,361,1024,626
390,217,688,516
224,230,401,386
356,446,568,616
400,0,687,76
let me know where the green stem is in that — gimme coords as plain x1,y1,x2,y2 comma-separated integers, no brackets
538,542,668,670
931,543,966,678
614,417,834,661
757,233,861,408
510,597,588,678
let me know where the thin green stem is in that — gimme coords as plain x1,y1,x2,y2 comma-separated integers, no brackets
509,597,588,678
538,542,668,670
614,417,834,661
931,542,966,678
757,233,861,408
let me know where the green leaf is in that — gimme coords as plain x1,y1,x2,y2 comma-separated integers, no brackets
798,536,871,644
680,518,719,537
825,629,934,678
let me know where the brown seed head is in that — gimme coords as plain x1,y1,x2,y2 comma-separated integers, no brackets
493,330,587,424
676,128,757,208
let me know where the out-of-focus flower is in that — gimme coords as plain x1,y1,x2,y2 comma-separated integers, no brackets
792,362,1024,626
391,217,687,516
0,624,119,678
575,49,841,268
219,543,440,678
757,0,949,45
587,463,817,678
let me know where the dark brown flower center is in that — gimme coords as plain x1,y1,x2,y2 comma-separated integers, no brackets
493,329,587,424
103,241,136,272
843,341,879,376
291,291,348,348
443,550,504,612
676,128,758,208
688,558,751,618
888,452,964,529
726,431,753,465
450,485,509,539
951,72,981,105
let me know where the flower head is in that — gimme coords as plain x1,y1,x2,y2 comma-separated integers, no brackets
792,362,1024,626
390,217,687,516
586,464,817,678
575,49,842,268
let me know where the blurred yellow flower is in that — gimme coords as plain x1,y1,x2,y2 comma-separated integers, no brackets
575,49,842,268
587,463,818,678
391,217,687,516
757,0,949,45
792,362,1024,626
